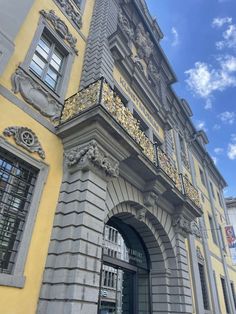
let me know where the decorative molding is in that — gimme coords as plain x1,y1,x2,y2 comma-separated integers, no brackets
191,221,201,238
172,215,192,235
64,140,119,177
136,207,147,222
118,9,134,41
40,9,78,54
54,0,82,30
135,23,153,61
11,68,62,122
3,126,45,159
143,191,158,207
196,246,205,263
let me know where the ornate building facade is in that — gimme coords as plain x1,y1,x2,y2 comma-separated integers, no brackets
0,0,236,313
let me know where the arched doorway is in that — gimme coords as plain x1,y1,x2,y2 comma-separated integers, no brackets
98,217,151,314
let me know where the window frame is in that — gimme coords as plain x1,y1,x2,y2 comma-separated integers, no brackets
198,262,210,310
0,136,48,288
20,16,75,104
208,214,218,245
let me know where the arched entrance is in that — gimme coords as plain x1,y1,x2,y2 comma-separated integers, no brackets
99,217,151,314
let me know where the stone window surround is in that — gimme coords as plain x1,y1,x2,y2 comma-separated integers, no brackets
20,15,75,104
0,136,48,288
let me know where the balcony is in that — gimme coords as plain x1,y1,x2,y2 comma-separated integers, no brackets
60,78,200,209
180,174,201,208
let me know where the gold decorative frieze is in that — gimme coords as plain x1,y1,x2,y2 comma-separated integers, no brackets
157,149,181,190
182,175,201,208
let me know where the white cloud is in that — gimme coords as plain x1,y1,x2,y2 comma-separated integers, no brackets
195,120,207,131
185,55,236,100
204,99,212,110
228,143,236,159
214,147,224,154
213,124,221,130
216,24,236,50
212,17,232,28
231,133,236,141
171,27,179,47
218,111,236,124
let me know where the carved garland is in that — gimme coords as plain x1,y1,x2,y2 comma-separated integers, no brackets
65,140,119,177
54,0,82,30
40,9,78,55
3,126,45,159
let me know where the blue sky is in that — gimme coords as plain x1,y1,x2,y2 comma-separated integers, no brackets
146,0,236,197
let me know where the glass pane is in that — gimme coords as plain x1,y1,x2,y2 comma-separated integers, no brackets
100,265,134,314
50,59,60,72
29,60,43,76
47,68,58,81
45,74,57,89
32,54,46,69
52,50,63,66
38,37,50,54
36,45,49,60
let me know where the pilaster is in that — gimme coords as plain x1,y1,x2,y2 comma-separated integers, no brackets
37,141,119,314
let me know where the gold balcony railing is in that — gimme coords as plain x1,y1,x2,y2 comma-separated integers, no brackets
61,78,200,208
180,174,201,208
61,78,154,161
155,148,182,191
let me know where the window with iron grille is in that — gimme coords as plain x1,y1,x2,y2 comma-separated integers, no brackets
0,150,37,274
221,277,230,313
198,263,209,310
29,33,65,92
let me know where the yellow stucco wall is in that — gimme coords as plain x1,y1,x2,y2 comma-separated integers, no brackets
0,0,95,313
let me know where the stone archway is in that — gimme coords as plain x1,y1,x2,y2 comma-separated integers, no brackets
104,200,181,314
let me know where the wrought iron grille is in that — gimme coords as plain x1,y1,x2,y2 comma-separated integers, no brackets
0,149,37,274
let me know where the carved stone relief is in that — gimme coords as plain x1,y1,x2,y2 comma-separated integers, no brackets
172,215,192,235
143,191,158,207
11,68,62,122
135,23,153,60
40,9,78,54
191,221,201,238
3,126,45,159
65,140,119,177
196,246,205,263
54,0,82,30
136,207,147,222
118,9,134,41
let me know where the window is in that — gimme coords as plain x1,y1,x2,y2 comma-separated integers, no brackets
0,139,48,287
29,34,64,91
0,153,37,274
199,167,206,187
217,192,223,207
231,282,236,309
21,16,75,103
198,263,210,310
210,181,216,199
209,215,218,245
221,277,230,313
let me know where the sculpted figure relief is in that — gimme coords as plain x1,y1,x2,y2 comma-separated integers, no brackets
118,9,134,40
135,23,154,60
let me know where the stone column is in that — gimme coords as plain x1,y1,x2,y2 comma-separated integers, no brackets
172,215,194,314
37,141,119,314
